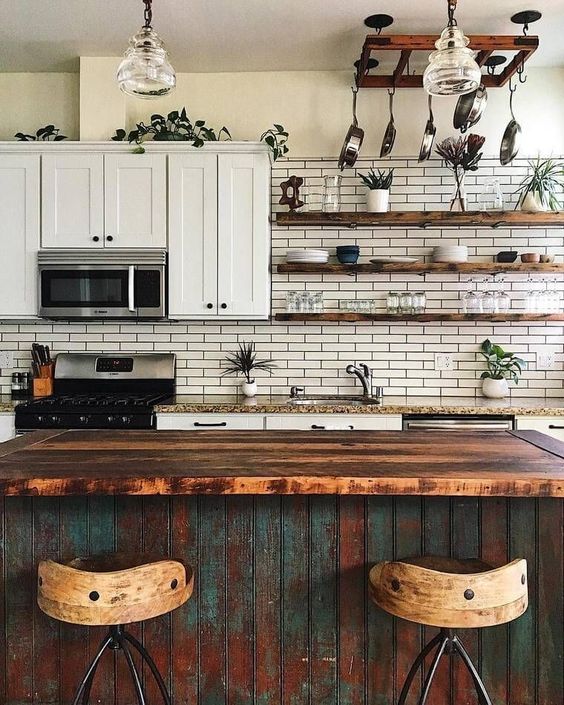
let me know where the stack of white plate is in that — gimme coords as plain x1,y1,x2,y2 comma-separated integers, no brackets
432,245,468,263
286,248,329,264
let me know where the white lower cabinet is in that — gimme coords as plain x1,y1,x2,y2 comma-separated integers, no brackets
515,416,564,442
0,414,16,443
265,414,402,431
156,413,266,430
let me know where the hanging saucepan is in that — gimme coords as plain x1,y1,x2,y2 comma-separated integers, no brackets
338,87,364,170
453,83,488,133
380,87,396,157
418,94,436,162
500,78,522,165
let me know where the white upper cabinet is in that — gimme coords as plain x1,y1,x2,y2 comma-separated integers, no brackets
168,147,270,320
104,154,166,248
0,155,40,317
42,154,104,248
41,152,166,249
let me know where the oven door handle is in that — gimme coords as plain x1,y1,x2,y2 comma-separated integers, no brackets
128,266,136,312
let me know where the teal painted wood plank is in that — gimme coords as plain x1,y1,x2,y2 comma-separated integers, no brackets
394,497,423,704
366,496,394,705
536,498,563,705
254,496,282,705
452,497,480,705
32,498,60,704
199,497,227,705
58,497,89,705
170,496,199,705
481,497,509,705
337,497,366,705
422,497,452,705
281,496,309,705
309,496,337,705
509,499,537,705
226,496,254,705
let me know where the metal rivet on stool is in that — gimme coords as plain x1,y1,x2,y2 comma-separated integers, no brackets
89,590,100,601
391,578,401,592
464,589,475,600
521,574,526,585
171,579,178,590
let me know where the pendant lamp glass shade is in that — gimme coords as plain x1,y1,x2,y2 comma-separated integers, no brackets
424,12,482,96
116,1,176,99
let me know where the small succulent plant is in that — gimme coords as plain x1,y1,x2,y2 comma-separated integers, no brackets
358,168,394,190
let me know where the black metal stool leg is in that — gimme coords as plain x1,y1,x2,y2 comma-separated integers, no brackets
120,638,147,705
453,636,493,705
123,631,173,705
397,630,444,705
70,634,113,705
416,634,449,705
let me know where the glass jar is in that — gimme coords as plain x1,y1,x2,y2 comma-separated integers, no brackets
478,178,504,211
322,175,342,213
399,292,413,314
286,291,300,312
387,291,400,314
412,291,426,314
311,292,324,313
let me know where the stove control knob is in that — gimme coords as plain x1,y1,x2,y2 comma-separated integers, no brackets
121,416,132,426
106,415,115,424
79,415,91,425
37,415,45,425
49,415,61,425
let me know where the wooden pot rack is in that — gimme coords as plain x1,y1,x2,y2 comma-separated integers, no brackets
355,34,538,90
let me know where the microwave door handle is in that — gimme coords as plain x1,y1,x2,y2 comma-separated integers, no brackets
128,266,135,312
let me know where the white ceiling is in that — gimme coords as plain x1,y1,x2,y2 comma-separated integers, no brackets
0,0,562,73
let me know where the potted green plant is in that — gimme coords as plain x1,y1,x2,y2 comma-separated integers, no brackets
358,168,394,212
479,339,526,399
221,342,276,397
514,157,564,212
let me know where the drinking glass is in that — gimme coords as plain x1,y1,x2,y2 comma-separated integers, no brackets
399,292,413,314
322,175,342,213
286,291,300,312
482,290,497,313
495,290,511,313
478,178,504,211
302,185,324,212
412,291,426,314
311,292,324,312
387,291,400,314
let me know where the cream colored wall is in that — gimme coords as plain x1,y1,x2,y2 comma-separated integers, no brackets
0,73,79,140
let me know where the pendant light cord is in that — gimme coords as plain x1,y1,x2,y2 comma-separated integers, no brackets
143,0,153,28
447,0,458,27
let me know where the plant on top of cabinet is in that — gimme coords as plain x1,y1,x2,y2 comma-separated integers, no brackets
221,342,276,398
436,133,485,211
479,339,526,399
514,157,564,212
14,125,67,141
358,168,394,212
259,124,289,161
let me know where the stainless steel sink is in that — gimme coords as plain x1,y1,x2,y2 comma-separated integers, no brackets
286,395,381,407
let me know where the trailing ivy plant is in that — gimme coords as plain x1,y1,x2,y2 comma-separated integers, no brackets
259,124,289,161
15,125,67,141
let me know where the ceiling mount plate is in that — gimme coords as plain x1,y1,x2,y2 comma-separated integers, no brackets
364,14,394,33
354,58,379,72
484,55,507,75
511,10,542,34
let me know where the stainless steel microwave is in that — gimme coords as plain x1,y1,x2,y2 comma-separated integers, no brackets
38,250,166,319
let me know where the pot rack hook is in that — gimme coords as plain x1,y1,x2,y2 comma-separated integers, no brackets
517,60,527,84
388,85,396,97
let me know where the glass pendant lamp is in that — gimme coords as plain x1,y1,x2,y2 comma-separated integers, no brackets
116,0,176,99
423,0,481,96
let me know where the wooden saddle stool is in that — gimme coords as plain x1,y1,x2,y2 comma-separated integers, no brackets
369,556,528,705
38,554,194,705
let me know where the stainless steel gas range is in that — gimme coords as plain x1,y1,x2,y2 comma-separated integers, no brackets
15,353,175,432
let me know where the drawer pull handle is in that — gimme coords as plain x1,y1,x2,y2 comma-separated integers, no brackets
311,424,354,431
193,422,227,427
548,425,564,429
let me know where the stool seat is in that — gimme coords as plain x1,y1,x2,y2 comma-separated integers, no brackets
369,555,527,629
38,553,194,626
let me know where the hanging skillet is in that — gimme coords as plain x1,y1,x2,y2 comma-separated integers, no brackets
500,78,521,166
418,94,436,162
338,87,364,170
453,83,488,133
380,87,396,158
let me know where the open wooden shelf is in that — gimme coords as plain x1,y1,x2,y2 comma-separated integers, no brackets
277,262,564,275
275,210,564,229
275,312,564,323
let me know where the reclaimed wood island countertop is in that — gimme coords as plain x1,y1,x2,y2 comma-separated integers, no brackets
0,428,562,497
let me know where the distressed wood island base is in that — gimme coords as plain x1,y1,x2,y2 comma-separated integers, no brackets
0,430,562,704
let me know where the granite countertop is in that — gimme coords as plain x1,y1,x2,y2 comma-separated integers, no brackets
155,395,564,416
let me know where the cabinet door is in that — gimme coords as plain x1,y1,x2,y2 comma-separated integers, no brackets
515,416,564,442
265,414,402,430
0,414,15,443
168,154,218,318
156,413,265,430
0,155,40,317
217,153,270,319
42,154,104,248
104,154,167,248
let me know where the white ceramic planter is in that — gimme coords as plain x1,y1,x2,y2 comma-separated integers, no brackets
520,191,546,212
241,379,258,397
367,189,389,212
482,377,509,399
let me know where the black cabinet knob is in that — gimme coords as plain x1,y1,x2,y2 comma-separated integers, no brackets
92,236,100,242
206,303,213,309
221,303,227,309
106,235,114,242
